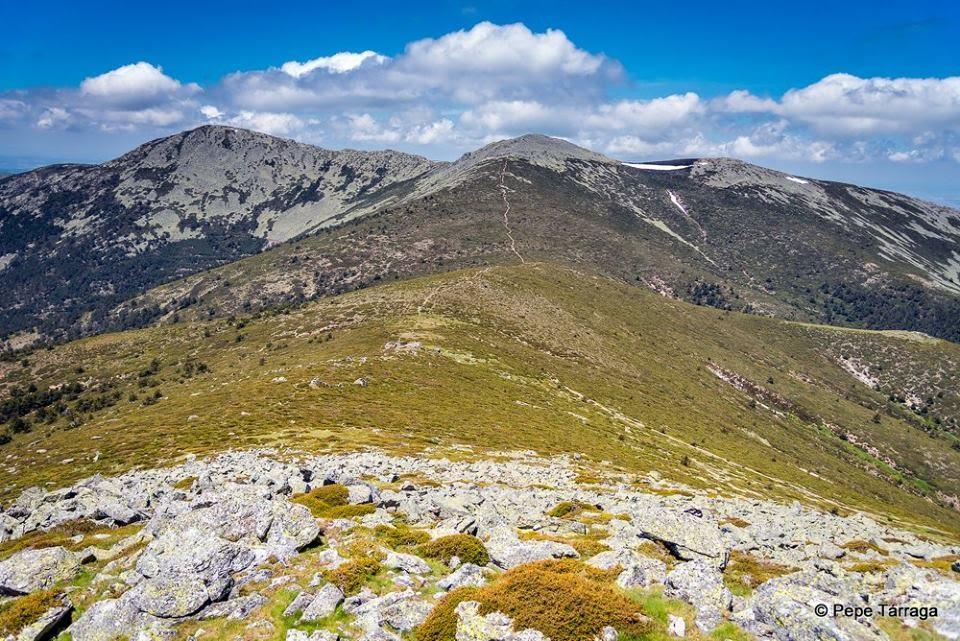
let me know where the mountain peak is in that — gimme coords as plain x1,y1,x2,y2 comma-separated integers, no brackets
464,133,615,169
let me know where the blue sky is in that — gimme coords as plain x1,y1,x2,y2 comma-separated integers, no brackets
2,0,959,204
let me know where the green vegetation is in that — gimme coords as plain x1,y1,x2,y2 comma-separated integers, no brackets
1,264,959,538
373,523,431,548
0,589,61,635
546,500,595,519
841,539,889,556
322,556,382,595
290,484,374,520
722,551,796,596
0,519,141,561
416,534,490,566
416,559,652,641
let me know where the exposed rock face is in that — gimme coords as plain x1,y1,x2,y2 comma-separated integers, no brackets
0,125,439,343
0,547,81,594
0,449,953,641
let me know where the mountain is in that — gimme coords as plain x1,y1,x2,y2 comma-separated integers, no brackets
113,131,960,344
0,125,438,344
2,128,959,348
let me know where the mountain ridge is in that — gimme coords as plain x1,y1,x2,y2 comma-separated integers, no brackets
2,126,959,348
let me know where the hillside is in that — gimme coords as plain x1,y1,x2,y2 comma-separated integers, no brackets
0,126,438,344
0,263,958,640
2,264,958,532
113,133,960,346
3,130,960,349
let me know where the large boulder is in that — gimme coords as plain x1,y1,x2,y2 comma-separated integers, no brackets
665,560,733,631
0,547,82,595
137,573,211,618
301,583,344,621
638,510,727,565
484,526,578,569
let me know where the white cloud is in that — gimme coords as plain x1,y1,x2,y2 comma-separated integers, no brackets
405,118,455,144
400,22,605,77
80,62,185,104
586,94,703,132
36,107,70,129
226,111,307,136
281,51,387,77
200,105,224,119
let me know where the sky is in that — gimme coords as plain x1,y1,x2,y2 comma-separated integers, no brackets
1,0,959,204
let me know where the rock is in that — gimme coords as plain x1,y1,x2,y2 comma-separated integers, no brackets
599,625,619,641
667,614,686,637
287,630,339,641
284,590,315,616
588,549,637,570
454,600,547,641
616,557,667,589
639,511,727,565
68,588,170,641
485,526,578,569
198,593,267,620
742,575,883,641
15,596,72,641
439,563,488,590
0,546,81,595
664,560,732,631
301,583,344,621
379,596,433,631
384,551,432,575
354,378,368,387
343,587,377,614
316,548,348,570
347,484,373,504
138,573,210,617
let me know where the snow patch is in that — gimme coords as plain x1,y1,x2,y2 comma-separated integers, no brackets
0,253,16,272
785,176,809,184
623,163,692,171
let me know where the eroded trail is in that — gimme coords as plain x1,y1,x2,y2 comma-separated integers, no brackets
499,160,526,264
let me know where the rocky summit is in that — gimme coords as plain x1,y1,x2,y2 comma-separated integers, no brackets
0,448,956,641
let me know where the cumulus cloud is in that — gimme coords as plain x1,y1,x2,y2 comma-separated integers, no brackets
280,51,387,77
2,23,959,171
80,62,189,105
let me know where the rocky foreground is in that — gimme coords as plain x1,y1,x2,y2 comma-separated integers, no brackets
0,450,956,641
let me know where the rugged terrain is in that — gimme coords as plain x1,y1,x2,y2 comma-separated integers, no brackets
0,448,956,641
0,126,437,344
3,129,960,347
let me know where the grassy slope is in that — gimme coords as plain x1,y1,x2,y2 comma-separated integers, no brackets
1,263,958,537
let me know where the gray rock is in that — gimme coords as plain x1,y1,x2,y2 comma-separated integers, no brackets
665,560,732,631
286,630,339,641
639,511,727,565
0,546,82,595
485,526,578,569
198,592,267,620
347,484,373,504
384,551,432,575
283,590,315,617
439,563,488,590
667,614,686,637
617,557,667,589
138,573,210,617
454,600,548,641
301,583,344,621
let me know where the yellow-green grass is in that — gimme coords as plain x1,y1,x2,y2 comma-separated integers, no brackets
1,264,959,538
0,520,142,561
722,551,796,596
415,559,652,641
416,534,490,566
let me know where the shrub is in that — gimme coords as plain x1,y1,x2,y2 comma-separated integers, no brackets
417,534,489,566
374,524,431,548
323,556,381,594
841,539,888,556
415,559,651,641
291,484,373,519
0,589,61,634
723,551,795,596
546,500,593,519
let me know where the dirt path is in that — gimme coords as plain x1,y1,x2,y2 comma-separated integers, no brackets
499,160,526,264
